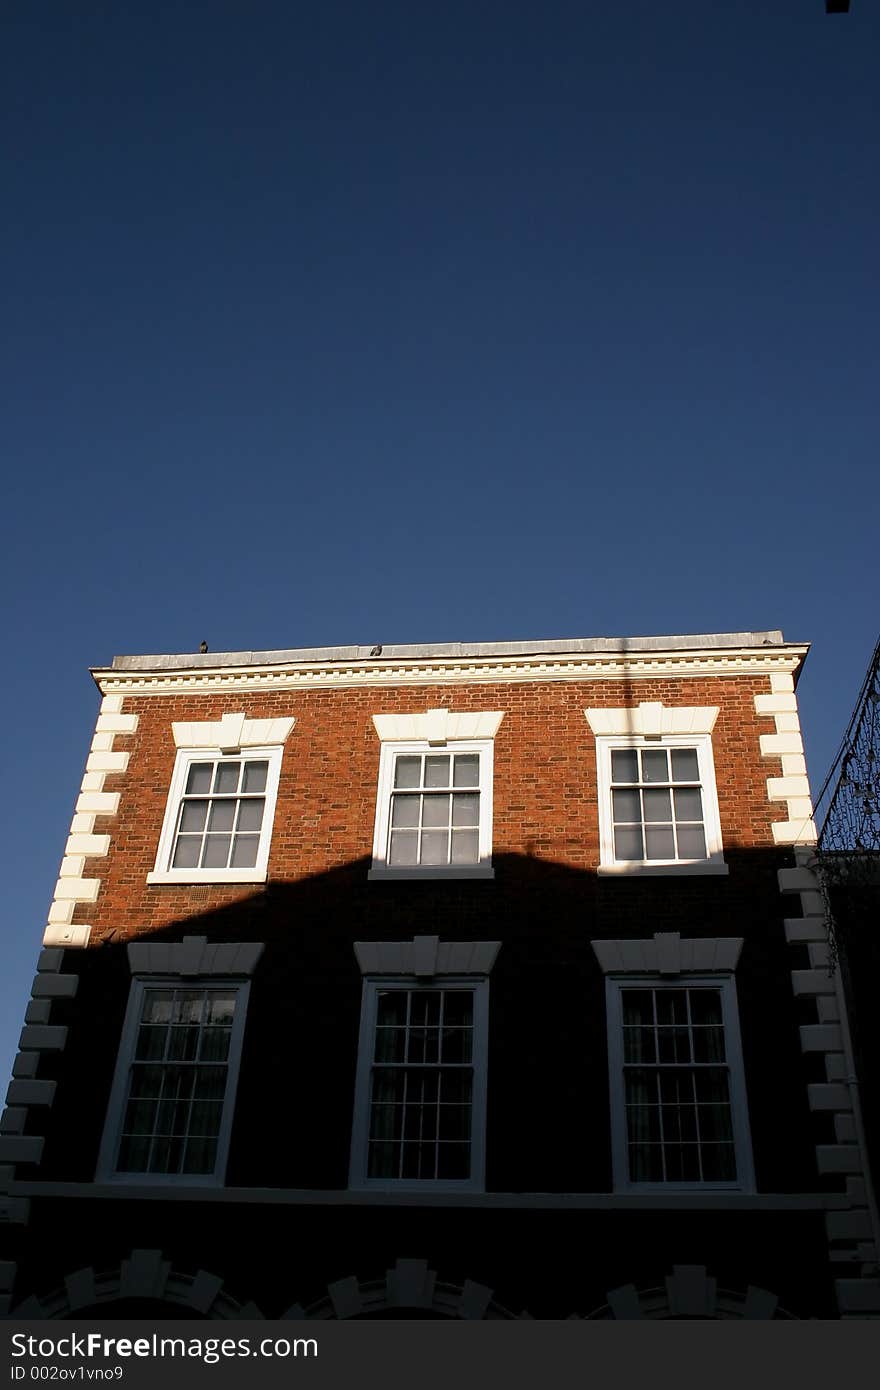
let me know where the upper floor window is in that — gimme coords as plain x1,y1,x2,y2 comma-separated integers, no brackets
605,974,753,1191
148,746,284,885
369,710,503,880
96,977,249,1185
586,705,725,875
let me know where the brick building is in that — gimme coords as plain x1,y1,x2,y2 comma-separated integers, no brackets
2,630,878,1319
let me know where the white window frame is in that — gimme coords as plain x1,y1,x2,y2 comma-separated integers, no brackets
96,975,250,1187
368,739,495,880
606,973,754,1193
147,745,284,884
595,733,726,876
348,976,490,1193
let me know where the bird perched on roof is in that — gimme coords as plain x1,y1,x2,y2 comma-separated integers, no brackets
199,641,208,653
370,644,383,657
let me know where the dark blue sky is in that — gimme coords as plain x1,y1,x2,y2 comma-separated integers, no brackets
3,1,877,1084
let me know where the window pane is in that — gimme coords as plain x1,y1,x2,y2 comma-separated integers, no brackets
241,761,268,793
367,1141,398,1178
394,756,421,789
117,1135,151,1172
452,793,479,826
236,799,265,832
194,1066,228,1100
614,825,644,861
172,836,202,869
676,825,707,859
422,794,451,828
188,1101,223,1137
443,992,473,1027
166,1027,199,1062
388,831,418,865
201,835,231,868
377,992,408,1027
441,1027,472,1063
420,830,449,864
655,991,688,1026
424,755,451,789
179,800,209,832
437,1144,470,1179
198,1027,232,1063
612,789,641,824
451,829,479,863
688,991,723,1027
214,763,240,795
628,1142,663,1182
698,1103,734,1143
623,1027,656,1064
645,827,675,859
611,750,639,784
229,834,259,867
621,992,654,1026
207,801,236,832
185,763,213,795
141,992,174,1025
128,1065,164,1098
439,1105,471,1140
671,748,700,782
701,1144,737,1181
391,794,420,828
453,754,479,787
124,1099,158,1135
673,787,703,821
410,993,441,1028
643,789,672,823
175,993,204,1025
374,1027,406,1064
135,1027,167,1062
182,1137,218,1174
640,750,669,783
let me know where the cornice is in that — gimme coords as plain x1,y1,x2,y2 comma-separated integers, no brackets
92,645,809,698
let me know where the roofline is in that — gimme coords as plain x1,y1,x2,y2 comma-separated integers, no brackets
104,630,795,673
91,631,810,697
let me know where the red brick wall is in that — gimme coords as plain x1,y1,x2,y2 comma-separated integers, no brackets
77,673,783,942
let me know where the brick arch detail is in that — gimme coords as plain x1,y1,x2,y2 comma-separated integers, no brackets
10,1248,263,1320
283,1257,519,1320
583,1264,797,1320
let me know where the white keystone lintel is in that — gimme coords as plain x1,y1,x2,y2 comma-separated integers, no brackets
372,710,505,745
172,712,295,752
591,932,743,976
354,938,501,977
127,936,265,978
584,704,719,737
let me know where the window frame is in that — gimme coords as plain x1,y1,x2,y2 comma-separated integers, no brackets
368,739,495,880
96,975,250,1187
595,733,726,876
605,973,754,1193
147,745,284,885
348,976,490,1193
